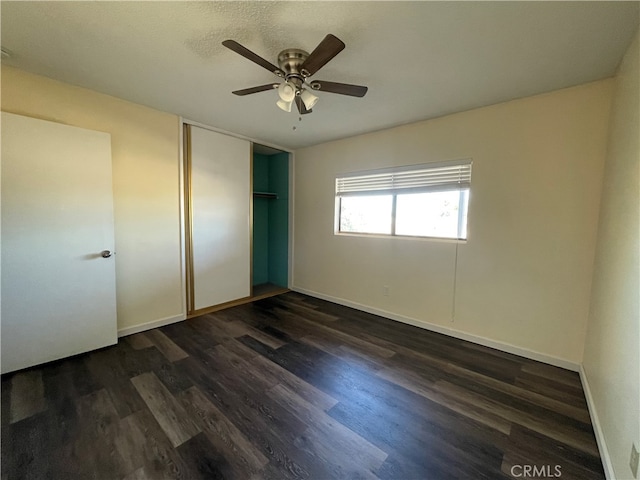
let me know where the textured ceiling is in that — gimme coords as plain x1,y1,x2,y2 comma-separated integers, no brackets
1,1,638,150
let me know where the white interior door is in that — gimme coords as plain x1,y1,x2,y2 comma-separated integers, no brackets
1,112,117,374
189,126,251,311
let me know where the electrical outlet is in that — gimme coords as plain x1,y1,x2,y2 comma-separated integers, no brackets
631,443,639,479
383,285,390,296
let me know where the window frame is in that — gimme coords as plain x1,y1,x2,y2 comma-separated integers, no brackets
334,160,472,241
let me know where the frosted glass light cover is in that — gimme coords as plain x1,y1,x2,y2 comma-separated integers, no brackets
278,82,295,102
300,89,319,109
276,99,292,112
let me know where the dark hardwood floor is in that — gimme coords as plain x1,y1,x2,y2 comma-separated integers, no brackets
1,292,605,479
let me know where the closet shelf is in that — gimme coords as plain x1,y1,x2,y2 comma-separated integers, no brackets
253,192,278,199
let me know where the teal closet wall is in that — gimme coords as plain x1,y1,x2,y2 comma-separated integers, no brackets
267,153,289,287
252,151,289,288
253,154,270,285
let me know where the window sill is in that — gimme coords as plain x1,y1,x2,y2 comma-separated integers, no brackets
334,231,467,244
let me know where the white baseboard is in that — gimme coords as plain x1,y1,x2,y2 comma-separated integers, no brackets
292,286,580,372
117,314,186,338
579,365,615,479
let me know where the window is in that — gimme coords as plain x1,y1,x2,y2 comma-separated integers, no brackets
336,160,472,240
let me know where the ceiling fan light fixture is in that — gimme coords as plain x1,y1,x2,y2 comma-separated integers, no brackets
276,98,293,112
300,89,319,110
277,81,296,102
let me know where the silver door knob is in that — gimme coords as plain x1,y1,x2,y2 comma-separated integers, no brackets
101,250,112,258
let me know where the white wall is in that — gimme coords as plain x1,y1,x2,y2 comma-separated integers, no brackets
1,66,184,333
583,30,639,480
293,80,613,367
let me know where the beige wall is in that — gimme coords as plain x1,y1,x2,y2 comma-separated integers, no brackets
293,79,613,366
1,66,184,332
583,31,639,479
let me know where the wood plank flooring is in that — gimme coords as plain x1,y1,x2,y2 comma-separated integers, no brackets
1,292,605,479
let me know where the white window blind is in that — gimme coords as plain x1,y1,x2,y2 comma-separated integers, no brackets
336,160,472,196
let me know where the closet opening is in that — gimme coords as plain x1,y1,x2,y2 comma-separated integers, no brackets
252,143,290,299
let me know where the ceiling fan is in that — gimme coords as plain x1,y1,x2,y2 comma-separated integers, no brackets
222,34,368,115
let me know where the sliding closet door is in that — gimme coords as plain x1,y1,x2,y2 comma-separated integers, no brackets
187,125,251,312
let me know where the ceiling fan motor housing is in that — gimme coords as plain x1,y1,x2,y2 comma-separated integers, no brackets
277,49,310,88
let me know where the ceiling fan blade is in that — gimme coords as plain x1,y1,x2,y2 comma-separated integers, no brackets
232,84,278,96
309,80,368,97
300,34,345,77
222,40,284,77
295,96,312,115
